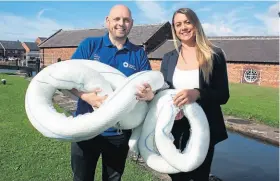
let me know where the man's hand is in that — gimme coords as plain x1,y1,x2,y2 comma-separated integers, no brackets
71,88,108,109
135,83,154,101
173,89,200,107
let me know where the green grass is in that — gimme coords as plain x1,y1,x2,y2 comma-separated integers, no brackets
222,83,279,127
0,74,158,181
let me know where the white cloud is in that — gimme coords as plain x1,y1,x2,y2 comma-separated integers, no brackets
36,8,52,19
202,23,233,36
201,5,270,36
0,10,74,42
134,1,194,24
37,9,45,19
255,2,279,35
196,7,212,12
134,1,278,36
134,1,170,24
134,1,257,36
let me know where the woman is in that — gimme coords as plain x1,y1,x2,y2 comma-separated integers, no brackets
160,8,230,181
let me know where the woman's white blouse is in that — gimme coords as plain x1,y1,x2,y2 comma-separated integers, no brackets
172,68,200,90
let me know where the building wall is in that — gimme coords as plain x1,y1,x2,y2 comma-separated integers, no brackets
227,63,279,87
4,49,25,59
149,59,279,88
21,42,31,53
40,47,77,65
41,48,278,88
36,38,44,45
0,49,4,58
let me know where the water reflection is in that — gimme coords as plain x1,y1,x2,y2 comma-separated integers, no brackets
212,131,279,181
0,69,18,74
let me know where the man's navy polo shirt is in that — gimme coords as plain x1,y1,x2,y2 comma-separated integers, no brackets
71,32,151,136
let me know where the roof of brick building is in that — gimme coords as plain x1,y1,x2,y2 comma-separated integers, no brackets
148,36,279,63
38,37,47,41
0,40,25,50
23,42,39,51
39,22,169,48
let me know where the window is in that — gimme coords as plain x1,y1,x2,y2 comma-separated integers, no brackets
243,69,259,83
15,50,18,53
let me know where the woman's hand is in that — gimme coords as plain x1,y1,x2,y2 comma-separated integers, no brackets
135,83,154,101
173,89,200,107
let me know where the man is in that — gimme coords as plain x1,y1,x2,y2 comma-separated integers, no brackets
70,4,154,181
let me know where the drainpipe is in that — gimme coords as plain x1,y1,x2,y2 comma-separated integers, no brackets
42,49,44,67
0,41,5,57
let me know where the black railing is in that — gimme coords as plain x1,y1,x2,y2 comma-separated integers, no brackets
0,59,40,77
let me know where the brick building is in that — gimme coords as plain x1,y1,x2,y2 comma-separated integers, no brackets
22,42,39,53
38,22,172,65
148,37,279,88
38,23,279,88
0,40,25,60
35,37,47,45
22,41,40,61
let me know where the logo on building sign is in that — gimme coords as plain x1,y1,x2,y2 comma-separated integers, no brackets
93,54,100,61
123,61,136,70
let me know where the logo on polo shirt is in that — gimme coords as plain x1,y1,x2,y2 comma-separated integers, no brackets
93,54,100,61
123,61,136,70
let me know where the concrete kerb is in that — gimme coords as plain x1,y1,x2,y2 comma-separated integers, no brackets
224,116,279,146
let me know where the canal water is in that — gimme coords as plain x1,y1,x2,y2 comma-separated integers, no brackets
0,69,18,74
211,131,279,181
0,69,36,76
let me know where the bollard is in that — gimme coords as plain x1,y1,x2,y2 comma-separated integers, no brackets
1,79,6,85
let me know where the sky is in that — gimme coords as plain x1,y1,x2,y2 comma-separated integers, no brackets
0,1,279,42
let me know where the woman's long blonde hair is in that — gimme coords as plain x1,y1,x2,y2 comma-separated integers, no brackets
172,8,214,83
